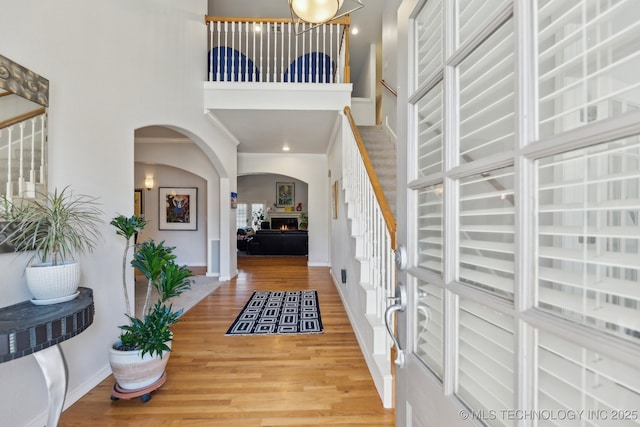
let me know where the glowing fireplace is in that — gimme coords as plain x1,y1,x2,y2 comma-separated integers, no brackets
271,217,299,229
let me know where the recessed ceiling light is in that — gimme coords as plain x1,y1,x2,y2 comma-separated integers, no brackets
282,145,290,151
351,27,359,35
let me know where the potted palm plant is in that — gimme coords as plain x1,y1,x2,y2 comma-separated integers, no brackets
0,186,102,303
109,215,192,392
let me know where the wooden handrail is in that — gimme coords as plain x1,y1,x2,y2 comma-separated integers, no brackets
0,107,46,131
205,15,350,26
380,79,397,97
343,106,397,250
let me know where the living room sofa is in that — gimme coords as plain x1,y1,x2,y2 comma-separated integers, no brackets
247,230,308,256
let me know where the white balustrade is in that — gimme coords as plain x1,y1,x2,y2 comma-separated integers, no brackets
206,17,347,84
0,113,46,201
342,115,396,320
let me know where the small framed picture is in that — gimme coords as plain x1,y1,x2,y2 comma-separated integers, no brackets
159,187,197,231
276,182,295,207
134,189,144,217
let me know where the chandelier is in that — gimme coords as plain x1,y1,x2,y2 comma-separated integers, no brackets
289,0,363,30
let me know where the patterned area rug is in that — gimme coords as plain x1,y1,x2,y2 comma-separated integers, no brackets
226,290,324,335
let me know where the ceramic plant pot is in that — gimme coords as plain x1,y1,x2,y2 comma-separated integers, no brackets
109,340,171,390
26,261,81,303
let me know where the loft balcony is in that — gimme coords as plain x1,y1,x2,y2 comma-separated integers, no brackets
203,15,354,113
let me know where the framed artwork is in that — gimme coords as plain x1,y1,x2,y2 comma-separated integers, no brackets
134,189,144,217
159,187,198,231
332,180,339,219
230,192,238,209
276,182,295,207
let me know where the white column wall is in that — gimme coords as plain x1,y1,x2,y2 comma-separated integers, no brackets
0,1,237,426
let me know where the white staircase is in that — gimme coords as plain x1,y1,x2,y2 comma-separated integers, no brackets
336,112,397,408
357,125,397,217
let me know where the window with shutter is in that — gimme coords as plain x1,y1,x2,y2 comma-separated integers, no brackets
236,203,248,229
417,184,444,275
457,0,510,47
415,0,442,88
458,166,515,299
459,19,515,164
416,82,444,178
414,280,443,379
402,0,640,424
537,330,640,418
536,137,640,343
537,0,640,138
457,298,515,426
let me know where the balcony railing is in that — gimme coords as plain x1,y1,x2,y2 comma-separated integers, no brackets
205,16,351,84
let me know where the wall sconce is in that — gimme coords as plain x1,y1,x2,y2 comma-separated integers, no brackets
144,176,154,191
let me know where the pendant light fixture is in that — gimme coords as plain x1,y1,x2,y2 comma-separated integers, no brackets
289,0,363,33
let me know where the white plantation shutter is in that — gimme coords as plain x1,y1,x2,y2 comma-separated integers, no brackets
417,184,444,275
415,0,442,87
416,82,444,177
458,19,515,163
414,280,443,379
536,137,640,342
457,0,509,47
458,166,515,298
457,298,515,427
537,0,640,138
537,331,640,426
404,0,640,424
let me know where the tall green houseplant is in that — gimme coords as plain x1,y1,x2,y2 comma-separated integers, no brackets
110,214,148,318
110,215,193,357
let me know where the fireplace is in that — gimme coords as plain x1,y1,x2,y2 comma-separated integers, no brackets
271,217,298,230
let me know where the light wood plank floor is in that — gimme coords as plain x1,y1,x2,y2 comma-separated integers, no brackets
59,257,396,426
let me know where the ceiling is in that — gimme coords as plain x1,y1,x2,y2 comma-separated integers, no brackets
137,0,384,154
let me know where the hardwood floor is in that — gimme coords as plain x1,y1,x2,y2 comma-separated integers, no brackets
59,257,396,426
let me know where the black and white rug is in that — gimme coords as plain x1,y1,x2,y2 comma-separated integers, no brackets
226,290,324,335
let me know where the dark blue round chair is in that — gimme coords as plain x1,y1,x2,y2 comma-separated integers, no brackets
284,52,334,83
208,47,259,82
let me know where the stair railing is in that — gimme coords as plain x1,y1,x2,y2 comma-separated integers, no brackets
0,110,46,200
342,106,397,319
205,15,351,84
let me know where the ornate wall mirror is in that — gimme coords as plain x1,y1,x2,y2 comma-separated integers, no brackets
0,54,49,253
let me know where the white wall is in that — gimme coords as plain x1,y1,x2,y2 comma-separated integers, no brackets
0,1,237,425
351,44,378,126
381,0,400,137
134,163,209,267
135,141,224,275
238,173,309,217
238,153,330,266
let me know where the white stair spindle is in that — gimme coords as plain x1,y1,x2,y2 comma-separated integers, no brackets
18,122,25,196
39,115,45,184
208,21,213,81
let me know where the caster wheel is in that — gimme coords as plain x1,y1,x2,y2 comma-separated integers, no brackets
140,393,152,403
110,395,119,401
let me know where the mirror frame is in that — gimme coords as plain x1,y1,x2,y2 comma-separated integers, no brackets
0,54,49,108
0,55,49,254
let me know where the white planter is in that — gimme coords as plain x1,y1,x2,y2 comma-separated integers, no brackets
26,261,81,301
109,340,171,390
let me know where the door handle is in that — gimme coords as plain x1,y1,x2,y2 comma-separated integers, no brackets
384,283,407,367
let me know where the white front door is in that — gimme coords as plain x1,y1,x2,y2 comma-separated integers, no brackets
393,1,640,426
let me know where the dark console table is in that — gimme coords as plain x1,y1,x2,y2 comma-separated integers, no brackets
0,287,94,426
